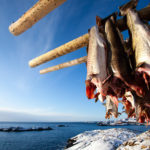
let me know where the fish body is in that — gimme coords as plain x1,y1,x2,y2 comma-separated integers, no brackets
126,10,150,91
104,15,133,99
126,10,150,69
106,14,147,97
105,95,118,119
132,93,150,123
122,91,135,118
86,26,111,99
120,1,150,93
105,16,132,80
124,38,136,70
122,91,150,122
87,26,108,81
135,100,150,124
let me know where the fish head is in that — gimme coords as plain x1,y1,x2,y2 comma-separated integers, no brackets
85,80,96,99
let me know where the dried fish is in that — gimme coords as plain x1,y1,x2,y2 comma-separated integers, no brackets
105,15,132,80
122,91,135,118
134,95,150,124
104,15,131,104
120,0,150,94
86,26,111,99
85,0,150,123
105,95,119,119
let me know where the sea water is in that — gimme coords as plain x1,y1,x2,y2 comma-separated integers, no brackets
0,122,149,150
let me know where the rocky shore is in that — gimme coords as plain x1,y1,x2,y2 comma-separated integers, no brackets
0,126,53,132
65,128,137,150
65,128,150,150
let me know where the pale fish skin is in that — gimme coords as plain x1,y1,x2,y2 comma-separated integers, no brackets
105,14,146,97
105,95,118,119
124,91,135,108
86,26,109,92
98,93,106,103
126,9,150,69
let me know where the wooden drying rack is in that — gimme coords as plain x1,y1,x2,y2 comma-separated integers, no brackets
9,0,150,74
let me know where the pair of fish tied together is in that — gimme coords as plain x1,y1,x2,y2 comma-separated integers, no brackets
85,0,150,124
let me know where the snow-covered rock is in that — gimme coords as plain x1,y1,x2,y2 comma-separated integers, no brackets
65,128,136,150
117,130,150,150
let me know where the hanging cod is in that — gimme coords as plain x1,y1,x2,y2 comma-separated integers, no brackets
85,0,150,124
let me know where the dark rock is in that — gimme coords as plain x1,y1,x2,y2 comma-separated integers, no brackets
65,138,77,149
37,127,43,131
0,126,53,132
45,127,53,130
26,128,33,131
57,125,65,127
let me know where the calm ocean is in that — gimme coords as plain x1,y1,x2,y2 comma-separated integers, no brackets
0,122,149,150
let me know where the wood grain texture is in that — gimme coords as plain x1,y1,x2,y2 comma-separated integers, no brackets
9,0,66,36
40,56,87,74
28,4,150,68
29,33,89,67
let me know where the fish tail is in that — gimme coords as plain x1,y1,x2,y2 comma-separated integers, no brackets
119,0,139,16
96,16,102,27
96,16,106,34
101,12,117,25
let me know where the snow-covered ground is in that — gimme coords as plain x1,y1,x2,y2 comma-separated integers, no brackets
66,128,137,150
117,130,150,150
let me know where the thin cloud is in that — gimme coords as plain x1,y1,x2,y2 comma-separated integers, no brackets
10,5,64,92
0,107,97,122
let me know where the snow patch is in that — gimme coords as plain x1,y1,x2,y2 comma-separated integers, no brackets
66,128,136,150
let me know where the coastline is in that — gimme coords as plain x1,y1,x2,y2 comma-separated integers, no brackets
0,122,149,150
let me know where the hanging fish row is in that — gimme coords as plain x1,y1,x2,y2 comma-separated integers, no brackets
85,0,150,124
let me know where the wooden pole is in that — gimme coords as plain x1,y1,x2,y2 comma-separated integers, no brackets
9,0,67,36
40,56,87,74
29,33,89,68
29,4,150,68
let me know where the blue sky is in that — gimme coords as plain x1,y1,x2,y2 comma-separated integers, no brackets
0,0,149,122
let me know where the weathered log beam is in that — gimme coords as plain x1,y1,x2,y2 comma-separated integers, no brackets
29,33,89,68
29,4,150,68
40,56,87,74
9,0,67,36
